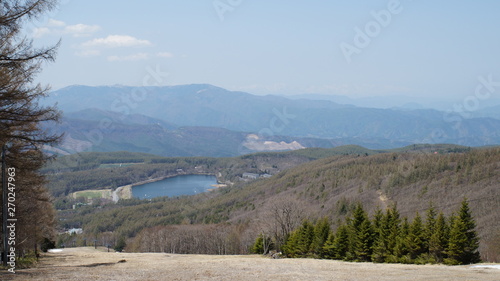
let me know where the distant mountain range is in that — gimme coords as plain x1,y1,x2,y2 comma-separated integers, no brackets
46,109,370,157
287,93,500,113
43,84,500,156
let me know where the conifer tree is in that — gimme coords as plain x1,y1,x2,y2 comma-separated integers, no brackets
114,236,126,252
407,212,426,260
348,203,373,261
387,205,401,257
312,217,330,256
394,217,409,260
424,203,437,251
446,215,468,265
274,200,481,265
356,218,374,261
446,199,480,264
429,212,448,263
458,198,481,264
331,223,350,260
283,220,315,258
377,204,401,262
322,233,336,259
372,207,394,262
251,233,272,254
372,207,384,233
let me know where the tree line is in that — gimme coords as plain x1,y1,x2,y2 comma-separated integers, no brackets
0,0,61,266
253,199,481,265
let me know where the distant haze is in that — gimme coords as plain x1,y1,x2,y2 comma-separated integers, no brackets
42,84,500,157
31,1,500,102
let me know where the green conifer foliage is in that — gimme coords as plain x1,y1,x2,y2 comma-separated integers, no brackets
347,204,374,261
446,216,469,265
387,205,401,258
445,199,481,264
425,203,437,251
312,217,331,257
407,212,426,260
429,212,448,263
261,199,481,265
356,219,374,261
332,224,350,260
394,217,409,260
283,220,315,258
251,234,272,254
322,233,336,259
371,208,393,262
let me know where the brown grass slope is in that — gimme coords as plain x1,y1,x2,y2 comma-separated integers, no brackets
3,247,499,281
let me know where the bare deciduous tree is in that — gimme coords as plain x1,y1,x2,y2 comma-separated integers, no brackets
270,198,304,251
1,0,61,256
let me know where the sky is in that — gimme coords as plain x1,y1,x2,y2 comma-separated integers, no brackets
29,0,500,101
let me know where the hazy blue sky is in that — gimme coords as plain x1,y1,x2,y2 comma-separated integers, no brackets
31,0,500,99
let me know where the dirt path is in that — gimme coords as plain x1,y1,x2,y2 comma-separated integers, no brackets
1,247,499,281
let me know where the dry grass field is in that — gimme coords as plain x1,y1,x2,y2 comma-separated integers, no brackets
1,247,499,281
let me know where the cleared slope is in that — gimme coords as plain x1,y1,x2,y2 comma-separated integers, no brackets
3,247,498,281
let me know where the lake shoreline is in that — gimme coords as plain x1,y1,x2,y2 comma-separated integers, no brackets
114,173,219,201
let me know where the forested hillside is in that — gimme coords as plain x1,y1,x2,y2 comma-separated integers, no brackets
54,146,500,262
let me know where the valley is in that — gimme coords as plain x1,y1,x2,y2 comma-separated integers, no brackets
47,145,500,263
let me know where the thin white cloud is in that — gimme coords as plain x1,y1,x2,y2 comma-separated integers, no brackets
82,35,152,48
48,19,66,27
33,19,100,38
107,53,149,62
64,24,100,37
157,52,174,58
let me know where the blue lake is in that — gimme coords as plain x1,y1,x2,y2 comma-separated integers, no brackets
132,174,217,199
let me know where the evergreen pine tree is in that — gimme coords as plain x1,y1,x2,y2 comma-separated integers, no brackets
356,218,374,261
283,220,315,258
425,203,437,252
429,212,448,263
312,217,331,257
251,233,272,254
372,207,384,233
332,224,350,260
372,207,396,263
394,217,409,260
114,236,127,252
407,212,426,260
251,235,265,254
446,215,469,265
458,198,481,264
446,199,481,264
322,233,336,259
348,203,373,261
385,205,401,262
